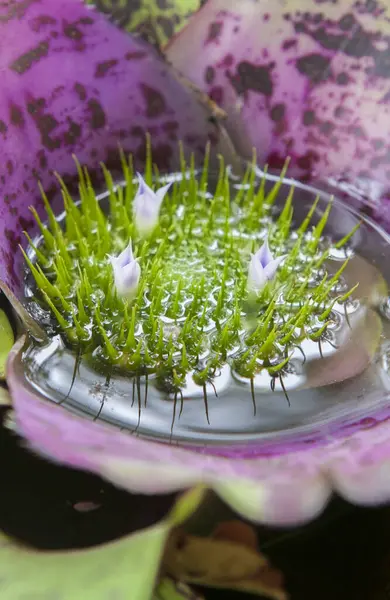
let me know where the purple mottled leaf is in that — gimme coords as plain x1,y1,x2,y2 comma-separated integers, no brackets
0,0,232,297
166,0,390,190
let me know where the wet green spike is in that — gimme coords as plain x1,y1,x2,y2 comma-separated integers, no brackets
180,344,189,372
23,141,360,394
309,321,330,340
265,158,290,206
42,292,69,329
76,288,87,324
128,307,138,351
252,163,268,216
38,182,61,237
23,232,48,266
298,195,319,235
71,310,89,341
130,339,143,368
94,306,118,361
199,141,210,193
268,354,291,375
52,257,71,294
277,185,294,240
257,326,278,358
21,247,56,298
29,206,56,251
335,220,362,249
307,199,334,254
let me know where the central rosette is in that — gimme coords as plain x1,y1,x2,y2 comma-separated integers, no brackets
23,153,356,413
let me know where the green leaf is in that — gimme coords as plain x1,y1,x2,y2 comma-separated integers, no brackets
0,308,14,380
86,0,203,46
154,578,205,600
0,487,205,600
0,386,11,406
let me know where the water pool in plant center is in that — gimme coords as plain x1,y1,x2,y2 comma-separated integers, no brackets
19,153,390,449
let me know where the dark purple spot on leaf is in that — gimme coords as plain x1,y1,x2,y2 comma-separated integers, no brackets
10,41,50,74
9,104,25,128
125,51,147,60
338,14,356,31
18,215,34,231
79,17,94,26
205,65,215,84
87,99,106,129
297,150,320,171
74,82,87,101
230,61,273,96
334,105,348,119
26,97,46,113
270,103,285,122
37,149,48,169
282,39,297,51
140,84,166,118
162,120,179,140
30,14,57,32
0,120,7,136
206,21,222,44
296,53,332,83
64,118,82,145
267,152,287,170
336,72,349,85
302,110,316,125
219,54,233,67
319,120,334,135
162,120,178,131
27,98,60,151
63,20,84,41
131,125,144,137
95,59,118,78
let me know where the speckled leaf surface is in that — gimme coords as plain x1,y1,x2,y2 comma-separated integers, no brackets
86,0,204,46
0,0,226,297
166,0,390,193
0,487,204,600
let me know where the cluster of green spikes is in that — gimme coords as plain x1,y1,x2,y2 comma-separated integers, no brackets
23,142,358,403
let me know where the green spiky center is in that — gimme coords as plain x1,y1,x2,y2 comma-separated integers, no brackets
23,146,358,397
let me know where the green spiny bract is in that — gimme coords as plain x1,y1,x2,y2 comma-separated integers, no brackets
23,142,358,396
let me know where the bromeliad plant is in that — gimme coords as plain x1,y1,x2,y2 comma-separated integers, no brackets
2,0,390,598
22,146,357,410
